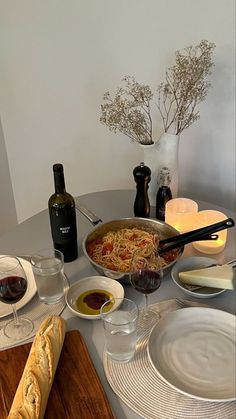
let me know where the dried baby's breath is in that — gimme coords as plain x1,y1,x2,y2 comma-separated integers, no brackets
100,76,154,145
157,40,215,135
100,41,215,143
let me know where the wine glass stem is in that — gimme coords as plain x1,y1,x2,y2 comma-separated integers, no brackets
11,304,20,326
144,294,148,314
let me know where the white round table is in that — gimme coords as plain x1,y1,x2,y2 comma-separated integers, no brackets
0,190,235,419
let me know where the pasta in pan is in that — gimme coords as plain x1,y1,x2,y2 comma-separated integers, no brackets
86,227,173,273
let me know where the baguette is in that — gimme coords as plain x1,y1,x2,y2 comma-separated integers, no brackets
7,315,66,419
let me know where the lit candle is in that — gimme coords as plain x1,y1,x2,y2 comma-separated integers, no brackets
192,210,228,254
165,198,198,233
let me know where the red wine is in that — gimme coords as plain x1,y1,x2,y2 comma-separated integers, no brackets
0,275,27,304
131,269,162,294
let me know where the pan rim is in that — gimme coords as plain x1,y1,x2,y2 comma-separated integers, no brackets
82,217,183,280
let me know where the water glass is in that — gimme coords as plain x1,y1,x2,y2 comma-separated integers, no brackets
31,248,67,304
100,298,138,363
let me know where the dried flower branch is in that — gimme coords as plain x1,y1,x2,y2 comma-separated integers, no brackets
157,40,215,135
100,76,154,145
100,40,215,144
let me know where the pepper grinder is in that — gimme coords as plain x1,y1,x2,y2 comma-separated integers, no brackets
133,162,151,218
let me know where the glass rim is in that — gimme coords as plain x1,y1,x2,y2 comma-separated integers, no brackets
30,248,64,268
129,250,163,272
0,255,21,273
100,297,139,325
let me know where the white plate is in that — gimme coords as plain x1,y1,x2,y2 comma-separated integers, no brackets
66,275,124,319
147,307,236,402
171,257,226,298
0,257,37,318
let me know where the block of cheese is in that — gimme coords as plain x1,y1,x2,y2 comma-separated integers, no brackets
179,265,235,290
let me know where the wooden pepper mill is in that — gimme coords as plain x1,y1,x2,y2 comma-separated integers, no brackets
133,162,151,218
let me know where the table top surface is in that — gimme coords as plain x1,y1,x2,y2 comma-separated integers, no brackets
0,189,235,419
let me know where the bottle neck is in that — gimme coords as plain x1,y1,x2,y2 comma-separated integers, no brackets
54,172,66,194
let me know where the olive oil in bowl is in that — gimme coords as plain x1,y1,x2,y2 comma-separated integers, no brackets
66,275,125,320
76,289,114,315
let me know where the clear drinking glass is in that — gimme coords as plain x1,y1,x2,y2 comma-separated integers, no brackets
0,256,33,340
129,250,163,323
100,298,139,363
31,248,67,304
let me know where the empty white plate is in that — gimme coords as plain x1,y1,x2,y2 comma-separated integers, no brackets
147,307,236,401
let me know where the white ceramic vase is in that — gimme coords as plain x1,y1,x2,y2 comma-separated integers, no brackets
140,133,180,206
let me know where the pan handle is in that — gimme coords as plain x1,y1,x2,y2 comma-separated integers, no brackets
75,201,103,225
159,217,235,254
159,218,234,245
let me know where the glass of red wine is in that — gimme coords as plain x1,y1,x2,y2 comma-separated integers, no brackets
0,256,33,340
129,250,163,323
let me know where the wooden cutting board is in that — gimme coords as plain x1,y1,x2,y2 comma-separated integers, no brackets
0,330,114,419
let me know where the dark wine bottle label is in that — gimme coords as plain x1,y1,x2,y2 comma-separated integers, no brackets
49,210,77,244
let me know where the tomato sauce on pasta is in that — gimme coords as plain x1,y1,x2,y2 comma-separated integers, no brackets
86,227,177,273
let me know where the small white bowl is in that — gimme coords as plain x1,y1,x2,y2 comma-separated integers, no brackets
171,257,226,299
66,276,124,319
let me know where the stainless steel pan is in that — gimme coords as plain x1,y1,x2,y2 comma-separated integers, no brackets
77,203,235,284
81,216,183,283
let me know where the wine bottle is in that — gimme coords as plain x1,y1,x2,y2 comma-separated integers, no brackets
156,167,172,221
48,163,78,262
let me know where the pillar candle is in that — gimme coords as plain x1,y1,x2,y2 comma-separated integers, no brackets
165,198,198,233
192,210,228,254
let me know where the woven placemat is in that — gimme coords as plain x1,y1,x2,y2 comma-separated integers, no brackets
0,293,66,350
103,299,236,419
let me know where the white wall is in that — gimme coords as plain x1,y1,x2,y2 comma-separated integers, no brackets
0,118,17,235
0,0,235,223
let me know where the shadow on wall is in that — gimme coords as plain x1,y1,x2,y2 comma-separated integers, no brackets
0,118,17,236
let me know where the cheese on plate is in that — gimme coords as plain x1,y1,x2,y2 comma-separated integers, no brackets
179,265,234,290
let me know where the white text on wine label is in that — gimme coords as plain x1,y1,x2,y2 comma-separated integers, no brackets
60,226,70,234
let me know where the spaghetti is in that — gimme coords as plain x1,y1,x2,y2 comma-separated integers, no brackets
86,227,170,273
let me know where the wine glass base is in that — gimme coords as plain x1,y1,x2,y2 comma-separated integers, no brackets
140,308,160,327
4,317,33,340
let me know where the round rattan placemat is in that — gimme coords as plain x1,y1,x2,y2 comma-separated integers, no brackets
103,299,236,419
